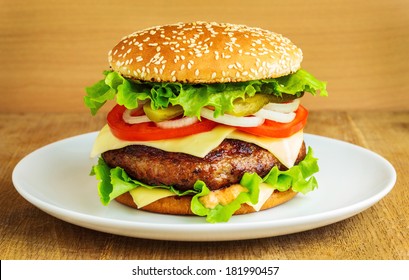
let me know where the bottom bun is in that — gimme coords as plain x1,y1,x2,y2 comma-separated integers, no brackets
115,188,297,216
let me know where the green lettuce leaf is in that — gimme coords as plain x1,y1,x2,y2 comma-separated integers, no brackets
84,69,327,117
262,147,319,194
90,147,319,223
90,157,196,205
190,173,261,223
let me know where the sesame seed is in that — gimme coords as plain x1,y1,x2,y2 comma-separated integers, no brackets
110,22,302,82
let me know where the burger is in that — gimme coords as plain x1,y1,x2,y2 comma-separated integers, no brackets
84,22,327,223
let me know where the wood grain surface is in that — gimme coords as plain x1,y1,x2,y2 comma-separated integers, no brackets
1,0,408,260
1,111,407,259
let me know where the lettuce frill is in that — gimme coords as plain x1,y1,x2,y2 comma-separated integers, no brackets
84,69,327,117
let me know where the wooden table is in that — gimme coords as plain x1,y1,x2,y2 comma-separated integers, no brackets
1,111,407,259
1,0,409,260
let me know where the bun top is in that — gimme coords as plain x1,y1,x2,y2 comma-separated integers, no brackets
108,22,303,83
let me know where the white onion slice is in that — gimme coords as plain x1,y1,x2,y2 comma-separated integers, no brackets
254,109,296,123
156,116,199,129
200,107,264,127
263,98,300,113
122,108,151,124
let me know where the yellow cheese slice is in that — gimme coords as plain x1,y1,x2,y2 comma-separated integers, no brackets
129,187,176,208
91,125,303,168
227,130,303,168
245,183,275,211
91,125,235,158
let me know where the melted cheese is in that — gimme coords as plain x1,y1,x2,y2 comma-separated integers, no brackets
91,125,303,168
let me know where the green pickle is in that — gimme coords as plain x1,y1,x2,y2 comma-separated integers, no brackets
143,102,184,122
227,93,302,117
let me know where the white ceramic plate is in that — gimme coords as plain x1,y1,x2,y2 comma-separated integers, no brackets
12,133,396,241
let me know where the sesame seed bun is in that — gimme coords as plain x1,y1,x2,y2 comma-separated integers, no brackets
108,21,303,83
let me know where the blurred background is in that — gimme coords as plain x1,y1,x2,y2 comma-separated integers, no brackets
1,0,408,113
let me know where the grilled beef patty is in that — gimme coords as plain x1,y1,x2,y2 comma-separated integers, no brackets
102,139,306,191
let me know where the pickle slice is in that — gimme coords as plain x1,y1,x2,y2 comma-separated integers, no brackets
227,94,271,117
268,92,304,103
227,93,303,117
143,102,184,122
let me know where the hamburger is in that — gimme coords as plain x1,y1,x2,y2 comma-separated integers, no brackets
84,22,328,223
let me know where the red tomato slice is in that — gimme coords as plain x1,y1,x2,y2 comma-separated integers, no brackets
107,105,218,141
236,105,309,138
